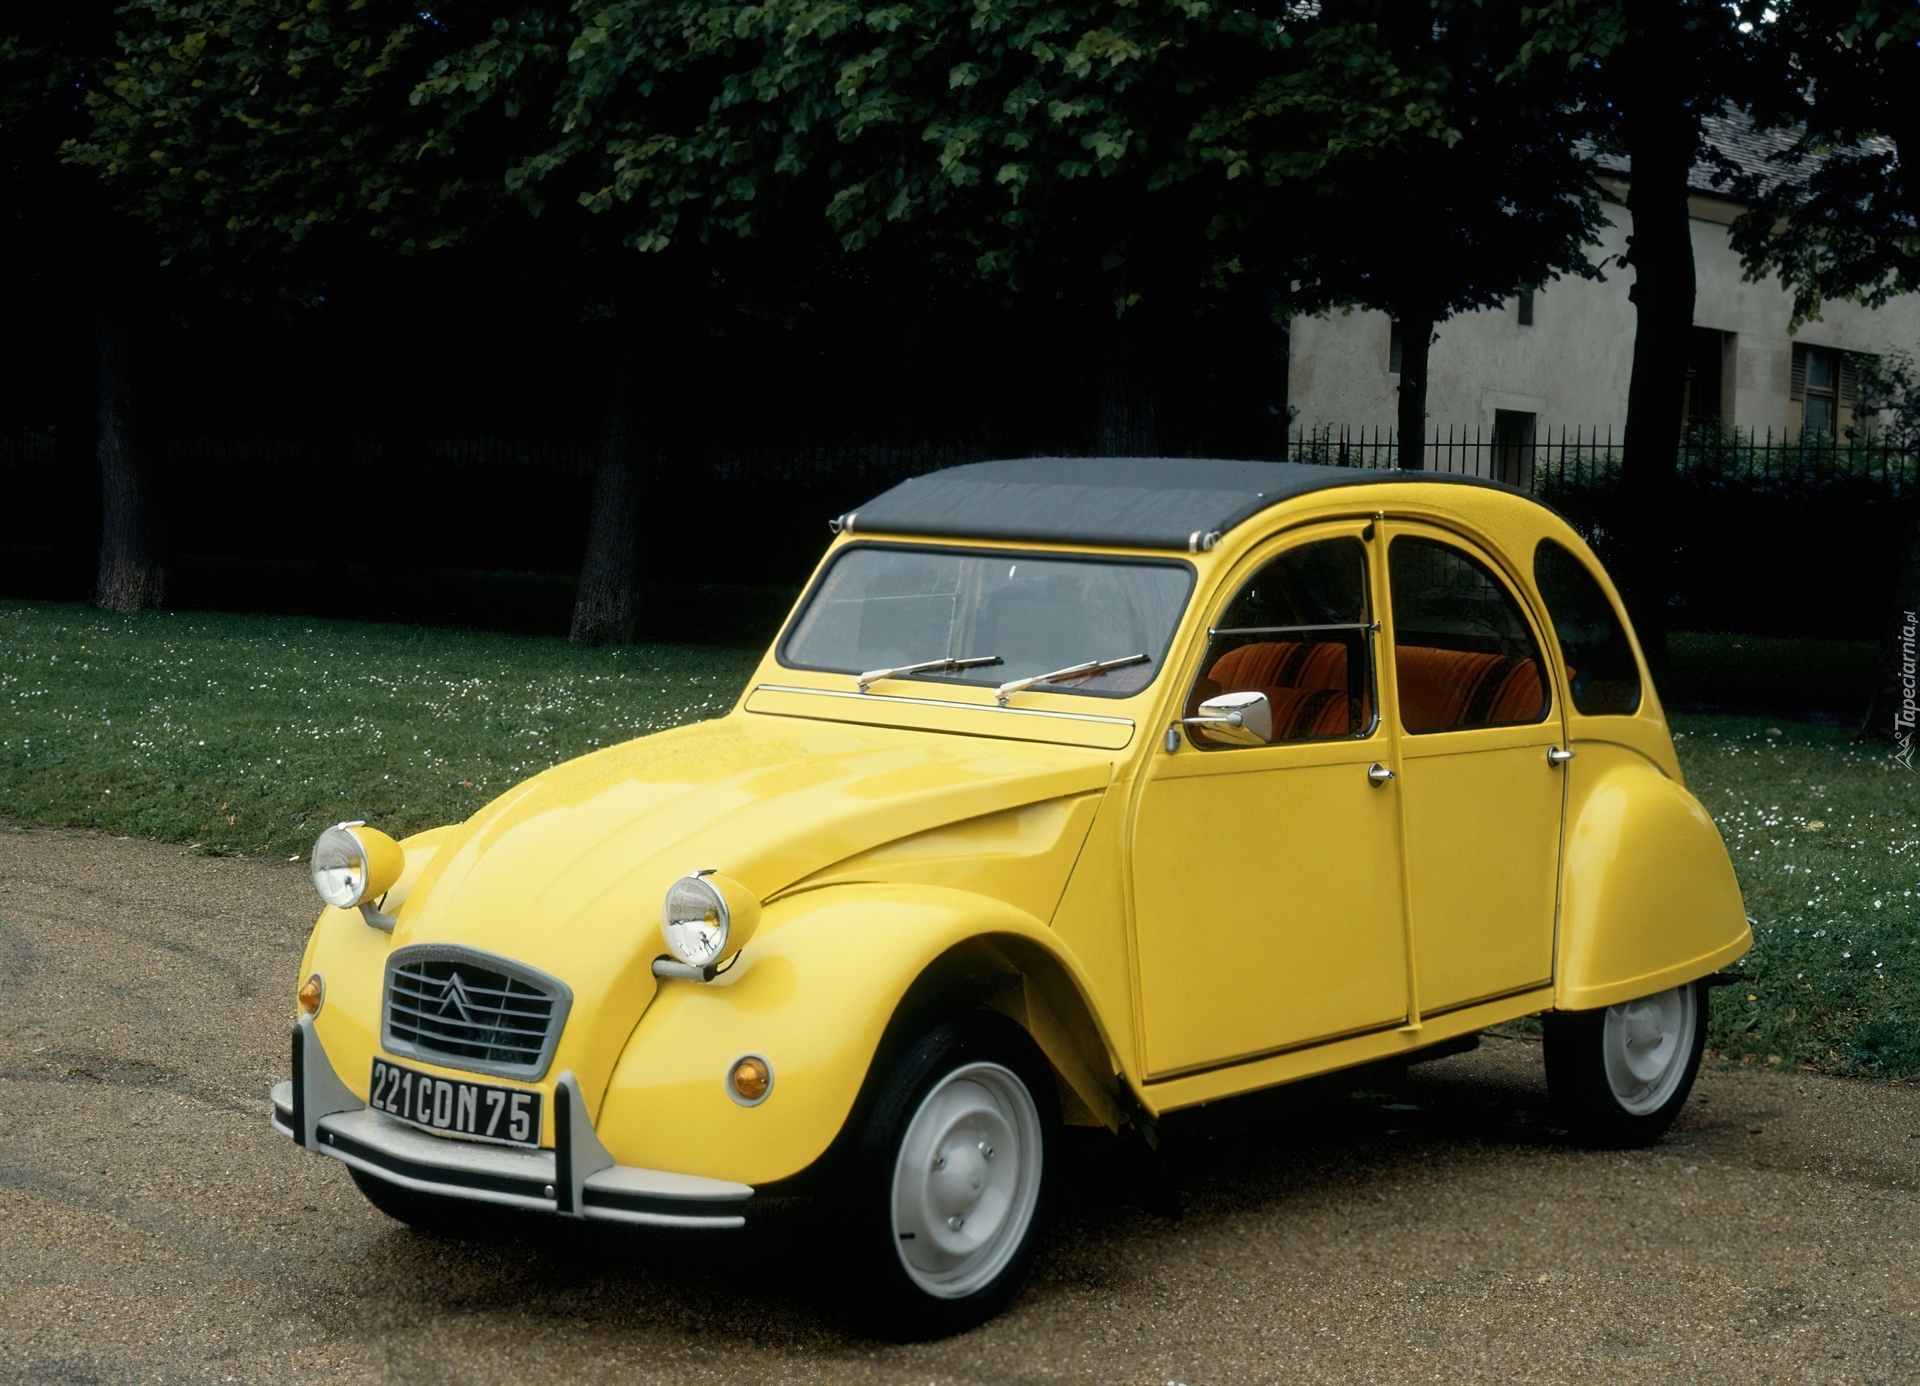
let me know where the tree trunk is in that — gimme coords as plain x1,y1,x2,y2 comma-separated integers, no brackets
648,397,703,637
1616,1,1699,672
55,370,98,600
569,382,645,644
1097,338,1159,456
1859,501,1920,743
1274,318,1292,459
91,278,165,613
1395,310,1435,470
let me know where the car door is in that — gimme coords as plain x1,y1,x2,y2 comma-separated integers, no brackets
1384,523,1567,1016
1130,524,1411,1078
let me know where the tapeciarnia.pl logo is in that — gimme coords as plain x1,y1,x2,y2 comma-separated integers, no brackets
1897,609,1917,772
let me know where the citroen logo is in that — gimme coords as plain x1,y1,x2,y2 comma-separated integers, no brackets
437,971,476,1024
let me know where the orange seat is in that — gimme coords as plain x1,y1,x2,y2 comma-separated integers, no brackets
1265,686,1351,740
1395,646,1543,732
1183,678,1357,741
1207,641,1348,694
1194,640,1368,740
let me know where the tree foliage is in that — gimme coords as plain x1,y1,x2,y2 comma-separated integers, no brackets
73,1,1608,312
1729,0,1920,320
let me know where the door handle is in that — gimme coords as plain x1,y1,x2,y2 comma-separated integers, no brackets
1367,762,1395,787
1548,747,1575,767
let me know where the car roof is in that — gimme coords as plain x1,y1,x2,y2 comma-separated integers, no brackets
834,457,1535,553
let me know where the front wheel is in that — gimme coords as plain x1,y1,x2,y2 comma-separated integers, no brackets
1544,981,1709,1148
834,1013,1057,1340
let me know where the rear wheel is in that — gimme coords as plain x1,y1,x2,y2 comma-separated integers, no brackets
835,1013,1057,1340
1544,981,1708,1148
349,1168,513,1240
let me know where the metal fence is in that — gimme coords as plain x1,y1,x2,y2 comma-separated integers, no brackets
1287,423,1920,498
7,422,1916,637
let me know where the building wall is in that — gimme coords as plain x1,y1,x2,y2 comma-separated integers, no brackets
1286,192,1920,448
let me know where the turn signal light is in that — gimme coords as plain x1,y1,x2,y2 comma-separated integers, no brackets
298,973,324,1016
727,1055,772,1106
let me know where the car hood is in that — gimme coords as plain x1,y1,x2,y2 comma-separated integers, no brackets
380,712,1114,1100
403,712,1114,938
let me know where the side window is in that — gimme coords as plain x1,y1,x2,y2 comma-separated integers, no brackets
1187,537,1375,744
1389,537,1549,734
1533,540,1642,716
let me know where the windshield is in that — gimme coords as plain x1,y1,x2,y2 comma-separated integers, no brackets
780,545,1194,698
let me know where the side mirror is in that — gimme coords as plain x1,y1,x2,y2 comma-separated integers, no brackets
1183,690,1274,747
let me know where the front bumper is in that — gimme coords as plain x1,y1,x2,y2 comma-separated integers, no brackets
272,1016,752,1229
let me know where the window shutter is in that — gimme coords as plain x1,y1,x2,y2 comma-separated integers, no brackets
1790,344,1806,401
1839,353,1858,407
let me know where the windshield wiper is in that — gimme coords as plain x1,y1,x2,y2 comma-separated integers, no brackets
857,654,1002,694
995,653,1149,706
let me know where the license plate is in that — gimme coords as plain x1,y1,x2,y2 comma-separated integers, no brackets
369,1058,542,1147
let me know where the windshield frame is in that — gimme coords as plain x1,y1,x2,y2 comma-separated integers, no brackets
775,540,1197,701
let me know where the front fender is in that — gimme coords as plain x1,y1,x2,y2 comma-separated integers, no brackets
593,883,1120,1187
298,824,467,1110
1556,745,1751,1012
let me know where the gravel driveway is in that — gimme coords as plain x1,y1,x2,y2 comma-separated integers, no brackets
2,823,1917,1384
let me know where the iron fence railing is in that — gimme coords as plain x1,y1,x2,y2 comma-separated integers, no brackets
10,421,1915,498
1286,423,1920,498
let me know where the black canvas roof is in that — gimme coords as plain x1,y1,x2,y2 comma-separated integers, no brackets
834,457,1519,552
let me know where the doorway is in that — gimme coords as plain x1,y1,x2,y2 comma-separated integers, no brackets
1492,410,1536,488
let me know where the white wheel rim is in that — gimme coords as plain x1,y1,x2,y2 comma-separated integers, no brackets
1601,985,1696,1116
890,1061,1043,1300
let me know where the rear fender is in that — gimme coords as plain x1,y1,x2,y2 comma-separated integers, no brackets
1557,745,1751,1011
592,883,1126,1187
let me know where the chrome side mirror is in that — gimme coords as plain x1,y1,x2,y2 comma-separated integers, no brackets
1181,690,1274,747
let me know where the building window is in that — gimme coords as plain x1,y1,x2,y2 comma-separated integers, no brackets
1792,343,1859,439
1684,327,1726,433
1517,287,1535,326
1389,321,1403,374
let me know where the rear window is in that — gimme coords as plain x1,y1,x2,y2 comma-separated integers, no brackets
1533,540,1642,715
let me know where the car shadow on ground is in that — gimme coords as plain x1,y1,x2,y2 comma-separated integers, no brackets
317,1035,1564,1352
1043,1032,1562,1253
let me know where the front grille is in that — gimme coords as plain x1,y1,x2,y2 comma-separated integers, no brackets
381,947,572,1081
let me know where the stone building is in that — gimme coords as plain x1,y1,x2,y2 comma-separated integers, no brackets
1285,114,1920,474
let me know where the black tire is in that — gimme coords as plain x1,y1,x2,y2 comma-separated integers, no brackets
833,1012,1059,1340
1544,980,1709,1148
349,1167,514,1240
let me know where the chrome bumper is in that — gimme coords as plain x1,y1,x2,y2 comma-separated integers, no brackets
271,1016,751,1229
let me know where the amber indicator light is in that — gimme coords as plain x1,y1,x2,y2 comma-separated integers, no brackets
298,973,324,1016
728,1055,770,1104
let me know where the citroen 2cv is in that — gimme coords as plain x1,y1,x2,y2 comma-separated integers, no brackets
272,458,1749,1336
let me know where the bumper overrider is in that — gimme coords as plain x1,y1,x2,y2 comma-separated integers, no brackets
270,1016,753,1229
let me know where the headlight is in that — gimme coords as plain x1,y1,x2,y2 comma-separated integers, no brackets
661,873,730,968
660,870,760,970
310,821,404,910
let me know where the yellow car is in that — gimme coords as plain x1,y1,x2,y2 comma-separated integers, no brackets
271,458,1749,1336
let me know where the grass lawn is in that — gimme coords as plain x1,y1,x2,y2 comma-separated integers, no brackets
1671,716,1919,1075
4,600,1915,1076
0,600,760,856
